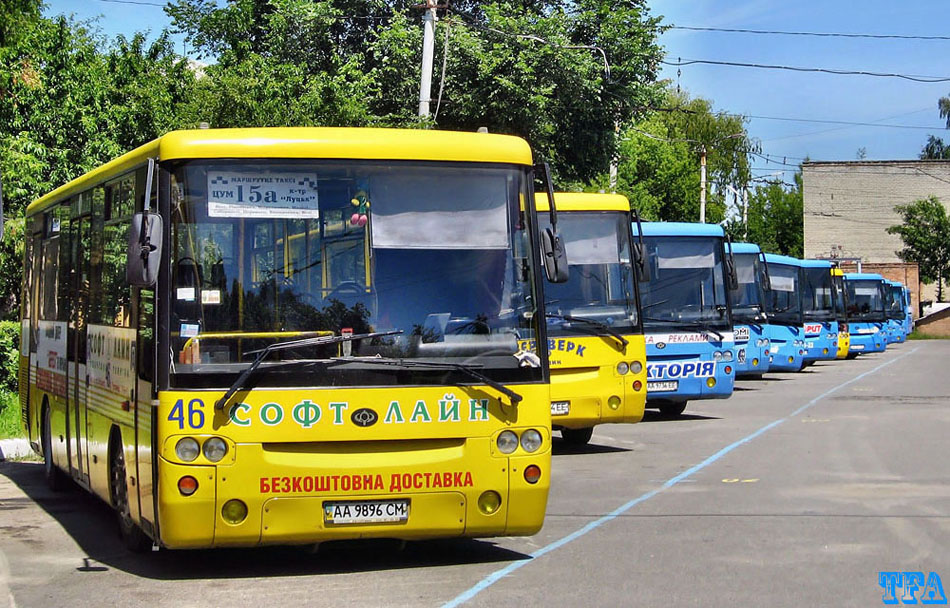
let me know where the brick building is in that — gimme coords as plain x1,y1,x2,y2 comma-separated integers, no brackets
802,160,950,310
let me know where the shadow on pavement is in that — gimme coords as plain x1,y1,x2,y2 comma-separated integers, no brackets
0,461,531,580
639,411,721,423
552,440,630,456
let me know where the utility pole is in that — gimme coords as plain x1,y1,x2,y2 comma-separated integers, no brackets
608,122,619,191
699,145,707,223
742,187,748,239
417,0,438,117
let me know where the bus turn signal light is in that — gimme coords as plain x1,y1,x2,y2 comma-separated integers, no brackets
178,476,198,496
524,465,542,484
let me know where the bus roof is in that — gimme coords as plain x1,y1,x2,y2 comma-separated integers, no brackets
800,259,833,269
844,272,885,281
535,192,630,213
28,127,534,217
632,221,724,238
731,242,761,254
763,253,801,267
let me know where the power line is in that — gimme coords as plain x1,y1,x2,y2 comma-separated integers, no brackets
94,0,165,6
663,58,950,83
746,114,941,130
668,25,950,41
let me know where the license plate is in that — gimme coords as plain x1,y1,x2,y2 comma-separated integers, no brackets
770,345,779,353
647,380,678,392
551,401,570,416
324,500,409,525
852,344,865,350
734,326,750,341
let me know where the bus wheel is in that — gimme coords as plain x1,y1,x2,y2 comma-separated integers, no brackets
658,402,687,418
42,406,66,492
110,437,150,552
561,427,594,445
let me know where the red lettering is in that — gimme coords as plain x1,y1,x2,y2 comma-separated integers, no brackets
402,473,412,491
303,477,314,492
413,473,423,489
464,472,473,487
352,475,362,491
292,477,302,493
432,473,443,488
316,476,330,492
443,472,452,487
453,472,463,487
271,477,281,493
375,475,384,490
281,477,291,493
341,475,351,491
260,478,270,493
332,475,340,491
363,474,374,490
423,472,432,487
389,474,402,492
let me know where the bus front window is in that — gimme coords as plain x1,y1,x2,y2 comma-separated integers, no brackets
845,280,885,321
765,265,802,325
802,268,835,321
168,160,541,389
640,236,730,331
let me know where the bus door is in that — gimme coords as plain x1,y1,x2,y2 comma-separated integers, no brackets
67,203,92,483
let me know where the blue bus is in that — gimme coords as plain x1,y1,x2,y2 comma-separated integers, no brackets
800,259,839,363
762,253,805,372
635,222,737,417
903,286,914,336
844,273,887,355
730,243,771,377
884,280,907,343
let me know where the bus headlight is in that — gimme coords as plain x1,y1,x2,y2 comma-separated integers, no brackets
629,361,643,374
221,499,248,524
607,395,622,410
497,430,518,454
616,362,629,375
520,429,543,453
175,437,200,462
713,351,723,361
203,437,228,462
477,491,502,515
722,350,734,361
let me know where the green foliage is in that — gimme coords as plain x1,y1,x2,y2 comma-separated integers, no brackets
0,390,22,439
887,195,950,301
602,89,756,222
920,135,950,160
726,170,803,256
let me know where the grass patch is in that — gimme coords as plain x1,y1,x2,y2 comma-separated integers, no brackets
0,390,23,439
908,331,948,340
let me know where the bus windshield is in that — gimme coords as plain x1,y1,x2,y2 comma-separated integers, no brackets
845,279,885,321
640,235,730,331
764,263,802,325
887,285,905,319
542,211,640,337
802,267,835,321
729,253,768,324
168,159,542,389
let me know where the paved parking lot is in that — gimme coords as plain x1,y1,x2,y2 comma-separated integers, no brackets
1,341,946,607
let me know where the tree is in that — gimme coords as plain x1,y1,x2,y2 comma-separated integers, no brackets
731,170,803,256
919,93,950,159
589,88,756,223
887,195,950,301
166,0,666,183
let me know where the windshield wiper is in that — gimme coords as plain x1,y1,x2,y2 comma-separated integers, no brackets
546,313,629,349
215,330,403,410
329,356,522,405
642,316,724,340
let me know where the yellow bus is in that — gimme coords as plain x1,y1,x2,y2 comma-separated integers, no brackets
20,127,564,550
831,267,850,358
533,193,647,444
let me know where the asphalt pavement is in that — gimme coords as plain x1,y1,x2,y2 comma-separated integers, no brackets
0,340,946,607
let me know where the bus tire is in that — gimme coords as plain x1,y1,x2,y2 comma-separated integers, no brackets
109,434,150,553
561,427,594,445
658,402,687,418
42,405,66,492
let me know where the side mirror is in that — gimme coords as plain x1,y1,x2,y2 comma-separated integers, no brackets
758,253,772,292
631,210,650,282
540,227,569,283
126,211,163,286
725,238,739,291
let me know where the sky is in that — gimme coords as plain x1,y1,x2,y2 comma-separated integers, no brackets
45,0,950,186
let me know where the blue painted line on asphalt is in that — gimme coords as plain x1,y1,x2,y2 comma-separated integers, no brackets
442,346,921,608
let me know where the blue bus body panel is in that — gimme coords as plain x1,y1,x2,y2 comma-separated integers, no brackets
645,332,735,404
849,321,887,354
803,320,840,361
734,324,770,376
764,324,805,371
633,222,725,238
886,319,906,343
730,242,761,255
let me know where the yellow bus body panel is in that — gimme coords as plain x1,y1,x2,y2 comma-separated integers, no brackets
836,331,851,358
155,384,551,548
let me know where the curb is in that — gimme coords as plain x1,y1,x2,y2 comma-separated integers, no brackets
0,438,31,461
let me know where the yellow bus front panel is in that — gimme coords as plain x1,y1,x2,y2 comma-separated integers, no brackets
548,335,647,429
155,385,550,548
836,330,850,359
